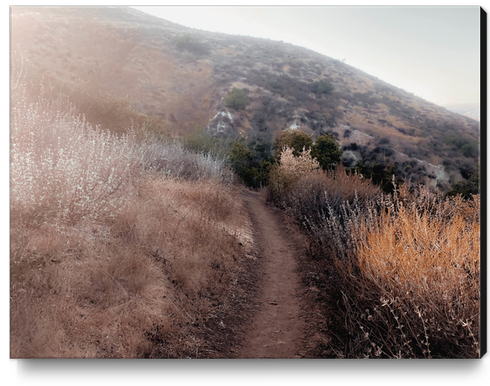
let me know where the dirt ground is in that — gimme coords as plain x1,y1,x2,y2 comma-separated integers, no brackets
184,188,332,359
235,189,306,358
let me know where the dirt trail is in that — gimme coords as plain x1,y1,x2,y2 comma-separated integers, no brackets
236,189,305,358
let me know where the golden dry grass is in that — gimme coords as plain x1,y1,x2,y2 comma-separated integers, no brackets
268,150,481,358
333,192,480,358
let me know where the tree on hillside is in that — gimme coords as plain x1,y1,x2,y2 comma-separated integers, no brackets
311,133,343,170
273,129,313,160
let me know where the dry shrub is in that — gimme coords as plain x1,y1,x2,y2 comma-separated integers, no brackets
268,150,481,358
305,188,480,358
11,174,247,358
268,145,319,202
141,140,234,183
282,166,381,227
10,63,249,358
338,193,481,359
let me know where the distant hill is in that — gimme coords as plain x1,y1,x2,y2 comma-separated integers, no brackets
11,6,480,192
444,103,480,121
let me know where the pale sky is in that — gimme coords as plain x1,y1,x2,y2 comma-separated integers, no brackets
133,5,481,106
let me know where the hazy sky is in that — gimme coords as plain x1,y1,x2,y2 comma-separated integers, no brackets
133,5,480,106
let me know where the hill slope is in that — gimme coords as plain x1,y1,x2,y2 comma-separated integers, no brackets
11,6,480,191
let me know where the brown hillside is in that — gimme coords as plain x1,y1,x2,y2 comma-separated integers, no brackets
11,6,480,190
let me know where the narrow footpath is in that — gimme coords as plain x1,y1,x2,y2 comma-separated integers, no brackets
236,189,305,358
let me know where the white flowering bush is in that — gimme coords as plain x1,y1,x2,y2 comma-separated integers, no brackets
11,85,139,226
10,58,232,226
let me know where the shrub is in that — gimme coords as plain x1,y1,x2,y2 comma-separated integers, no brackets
311,133,343,170
141,139,234,183
268,146,319,201
228,139,274,188
280,174,480,358
185,127,227,156
447,171,480,199
224,88,249,111
343,193,481,358
310,78,334,95
10,65,246,358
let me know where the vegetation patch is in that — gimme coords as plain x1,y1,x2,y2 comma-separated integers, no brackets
224,88,250,111
267,155,481,358
10,66,250,358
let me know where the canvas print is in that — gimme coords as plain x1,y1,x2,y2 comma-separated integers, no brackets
10,6,483,359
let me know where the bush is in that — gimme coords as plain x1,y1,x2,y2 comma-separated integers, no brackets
10,65,245,358
310,78,334,95
311,133,342,170
343,193,480,358
275,170,480,358
268,146,319,201
447,170,480,199
228,139,274,188
224,88,249,111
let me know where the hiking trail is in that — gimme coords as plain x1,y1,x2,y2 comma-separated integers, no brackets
236,189,305,358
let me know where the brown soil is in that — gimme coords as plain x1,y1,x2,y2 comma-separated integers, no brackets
235,189,306,358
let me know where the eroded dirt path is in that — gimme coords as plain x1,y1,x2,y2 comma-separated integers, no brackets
236,189,305,358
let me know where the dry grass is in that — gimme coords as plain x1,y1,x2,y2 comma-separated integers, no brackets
333,192,481,358
10,61,248,358
10,176,247,358
268,150,481,358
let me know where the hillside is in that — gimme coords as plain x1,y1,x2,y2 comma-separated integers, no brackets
11,6,480,191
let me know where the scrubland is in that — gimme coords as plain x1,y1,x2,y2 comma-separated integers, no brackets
10,58,250,358
10,44,481,358
269,147,481,358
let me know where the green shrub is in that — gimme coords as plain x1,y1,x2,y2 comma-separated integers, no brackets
224,88,249,111
228,139,275,188
447,168,480,199
185,128,232,157
273,128,313,160
310,78,334,95
311,134,343,170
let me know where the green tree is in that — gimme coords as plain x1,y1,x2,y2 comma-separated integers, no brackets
228,139,275,188
311,134,342,170
273,129,313,160
224,88,249,111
